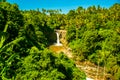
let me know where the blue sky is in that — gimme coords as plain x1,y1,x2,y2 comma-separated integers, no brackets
7,0,120,13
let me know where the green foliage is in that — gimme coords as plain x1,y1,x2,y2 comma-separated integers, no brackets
15,47,86,80
1,1,120,80
0,2,86,80
66,3,120,79
0,2,23,42
66,25,76,42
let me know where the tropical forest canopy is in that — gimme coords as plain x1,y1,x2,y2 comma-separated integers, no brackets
0,1,120,80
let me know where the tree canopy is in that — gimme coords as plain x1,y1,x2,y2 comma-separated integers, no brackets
0,2,86,80
0,2,120,80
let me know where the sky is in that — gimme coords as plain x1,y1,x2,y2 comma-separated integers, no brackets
7,0,120,13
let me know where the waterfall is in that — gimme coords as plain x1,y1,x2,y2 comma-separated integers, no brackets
56,32,60,44
55,32,62,46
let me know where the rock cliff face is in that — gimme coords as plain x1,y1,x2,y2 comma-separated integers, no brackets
55,30,67,46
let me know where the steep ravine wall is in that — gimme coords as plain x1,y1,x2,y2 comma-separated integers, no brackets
55,30,67,46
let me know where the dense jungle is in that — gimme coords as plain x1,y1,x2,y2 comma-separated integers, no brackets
0,1,120,80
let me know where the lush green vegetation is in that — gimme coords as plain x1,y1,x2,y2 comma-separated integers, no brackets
0,2,86,80
66,4,120,80
0,1,120,80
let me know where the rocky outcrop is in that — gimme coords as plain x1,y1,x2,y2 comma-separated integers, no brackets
55,30,67,46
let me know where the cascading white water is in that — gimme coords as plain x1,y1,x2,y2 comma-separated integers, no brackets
56,32,60,44
55,32,62,46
